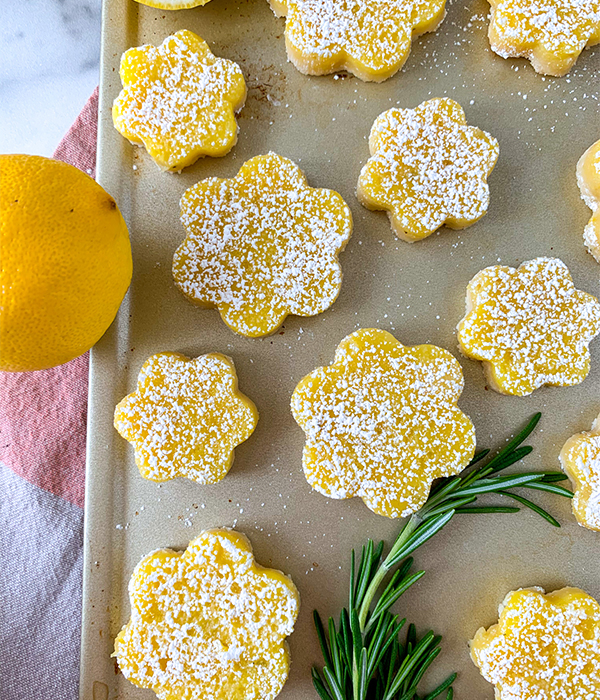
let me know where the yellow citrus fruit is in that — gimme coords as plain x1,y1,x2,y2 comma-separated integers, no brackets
0,154,132,372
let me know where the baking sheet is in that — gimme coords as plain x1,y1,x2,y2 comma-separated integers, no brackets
81,1,600,697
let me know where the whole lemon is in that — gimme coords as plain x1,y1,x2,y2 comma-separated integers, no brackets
0,155,132,372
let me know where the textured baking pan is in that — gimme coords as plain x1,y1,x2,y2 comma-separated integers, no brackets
81,0,600,697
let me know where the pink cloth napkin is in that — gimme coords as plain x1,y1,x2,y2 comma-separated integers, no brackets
1,87,99,700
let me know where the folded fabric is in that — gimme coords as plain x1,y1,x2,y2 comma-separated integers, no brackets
0,86,98,700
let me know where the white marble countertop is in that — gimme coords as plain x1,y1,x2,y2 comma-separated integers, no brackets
0,0,102,157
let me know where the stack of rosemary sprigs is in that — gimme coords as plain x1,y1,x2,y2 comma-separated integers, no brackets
312,413,573,700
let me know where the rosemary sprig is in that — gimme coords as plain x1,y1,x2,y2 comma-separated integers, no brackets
312,413,572,700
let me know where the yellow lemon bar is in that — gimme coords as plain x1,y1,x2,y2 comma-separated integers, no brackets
357,98,499,242
577,138,600,264
471,587,600,700
114,352,258,483
115,529,300,700
487,0,600,76
173,152,352,337
290,328,475,518
560,413,600,530
458,257,600,396
113,30,246,172
269,0,447,82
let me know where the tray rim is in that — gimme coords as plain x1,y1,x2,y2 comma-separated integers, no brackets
79,2,600,698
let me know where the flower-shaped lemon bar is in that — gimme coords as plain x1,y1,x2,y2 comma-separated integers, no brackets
487,0,600,76
577,138,600,264
357,99,499,242
471,586,600,700
115,528,300,700
268,0,446,82
173,153,352,337
114,352,258,483
290,328,475,518
113,30,246,172
458,257,600,396
560,413,600,530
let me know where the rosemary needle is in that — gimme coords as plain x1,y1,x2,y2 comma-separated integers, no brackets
312,413,572,700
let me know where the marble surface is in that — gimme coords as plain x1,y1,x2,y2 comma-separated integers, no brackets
0,0,102,157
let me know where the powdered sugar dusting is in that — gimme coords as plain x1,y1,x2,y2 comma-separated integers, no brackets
291,328,475,518
114,529,299,700
458,257,600,396
358,98,499,241
113,30,247,171
577,138,600,263
173,152,352,337
471,587,600,700
583,216,600,262
270,0,446,80
114,352,258,484
560,415,600,530
488,0,600,76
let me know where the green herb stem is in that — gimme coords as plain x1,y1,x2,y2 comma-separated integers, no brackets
312,413,573,700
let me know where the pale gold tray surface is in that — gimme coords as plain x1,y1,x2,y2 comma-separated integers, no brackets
82,1,600,697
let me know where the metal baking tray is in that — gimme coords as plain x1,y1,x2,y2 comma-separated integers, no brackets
81,0,600,697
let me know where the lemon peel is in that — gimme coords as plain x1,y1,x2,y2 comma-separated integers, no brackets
0,154,131,372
